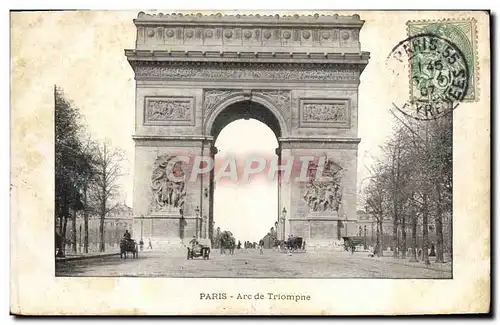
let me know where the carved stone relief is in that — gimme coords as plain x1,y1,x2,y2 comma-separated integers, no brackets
139,24,360,49
254,90,291,121
136,63,359,82
151,155,187,212
203,89,241,119
145,97,194,125
303,103,347,122
303,159,343,213
299,99,350,128
202,89,291,123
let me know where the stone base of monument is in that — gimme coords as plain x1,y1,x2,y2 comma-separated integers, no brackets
147,237,186,251
133,207,203,252
306,239,345,251
288,212,345,251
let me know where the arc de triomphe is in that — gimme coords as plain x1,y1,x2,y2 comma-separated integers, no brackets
125,12,370,248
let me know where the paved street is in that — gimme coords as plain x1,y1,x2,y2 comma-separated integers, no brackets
56,248,452,278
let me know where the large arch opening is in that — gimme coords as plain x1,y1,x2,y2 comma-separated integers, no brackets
210,100,282,141
210,100,281,247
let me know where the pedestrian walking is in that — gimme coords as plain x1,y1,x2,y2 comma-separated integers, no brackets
148,238,153,250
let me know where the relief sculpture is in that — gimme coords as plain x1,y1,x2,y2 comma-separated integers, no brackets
256,90,290,110
151,155,187,211
303,103,347,122
303,159,343,212
203,89,291,122
203,89,240,118
146,99,192,121
136,63,359,81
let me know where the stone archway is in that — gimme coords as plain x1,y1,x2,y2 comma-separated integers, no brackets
126,12,370,249
207,97,283,243
204,90,290,139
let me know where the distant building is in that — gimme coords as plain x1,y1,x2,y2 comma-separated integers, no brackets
107,202,133,219
64,202,134,252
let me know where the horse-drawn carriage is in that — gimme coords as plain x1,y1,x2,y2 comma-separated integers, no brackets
187,238,211,260
274,236,305,252
342,237,363,254
120,238,138,259
286,236,304,251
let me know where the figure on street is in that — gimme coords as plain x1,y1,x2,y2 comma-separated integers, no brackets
189,236,199,250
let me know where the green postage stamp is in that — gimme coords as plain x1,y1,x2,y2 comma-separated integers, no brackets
407,19,479,102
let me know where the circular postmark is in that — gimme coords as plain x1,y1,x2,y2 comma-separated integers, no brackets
387,33,469,120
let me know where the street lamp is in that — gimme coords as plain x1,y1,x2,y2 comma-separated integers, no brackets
216,226,221,249
203,215,207,239
140,214,144,242
364,225,367,249
209,220,215,241
179,208,185,240
371,222,374,247
280,207,287,240
79,224,82,253
195,206,200,238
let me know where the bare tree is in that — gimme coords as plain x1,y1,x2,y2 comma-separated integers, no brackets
408,193,419,262
89,141,125,252
390,111,452,265
79,136,97,254
363,108,453,266
363,166,389,257
369,126,414,259
427,116,453,263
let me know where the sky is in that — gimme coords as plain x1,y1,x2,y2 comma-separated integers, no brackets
12,10,420,241
214,119,279,242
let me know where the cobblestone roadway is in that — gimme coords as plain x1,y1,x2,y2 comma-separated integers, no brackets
56,249,452,278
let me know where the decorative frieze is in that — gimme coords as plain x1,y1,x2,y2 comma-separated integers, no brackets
135,62,360,82
141,27,360,50
144,96,195,126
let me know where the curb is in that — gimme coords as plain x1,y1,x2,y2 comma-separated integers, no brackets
56,252,120,262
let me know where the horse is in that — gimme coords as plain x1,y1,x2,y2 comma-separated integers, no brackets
120,238,138,259
342,237,362,254
286,236,303,251
219,231,236,255
273,239,286,251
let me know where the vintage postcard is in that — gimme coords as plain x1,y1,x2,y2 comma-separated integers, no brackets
10,10,490,315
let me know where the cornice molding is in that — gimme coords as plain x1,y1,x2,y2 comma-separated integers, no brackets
134,12,364,28
279,137,361,144
133,135,214,142
125,49,370,66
